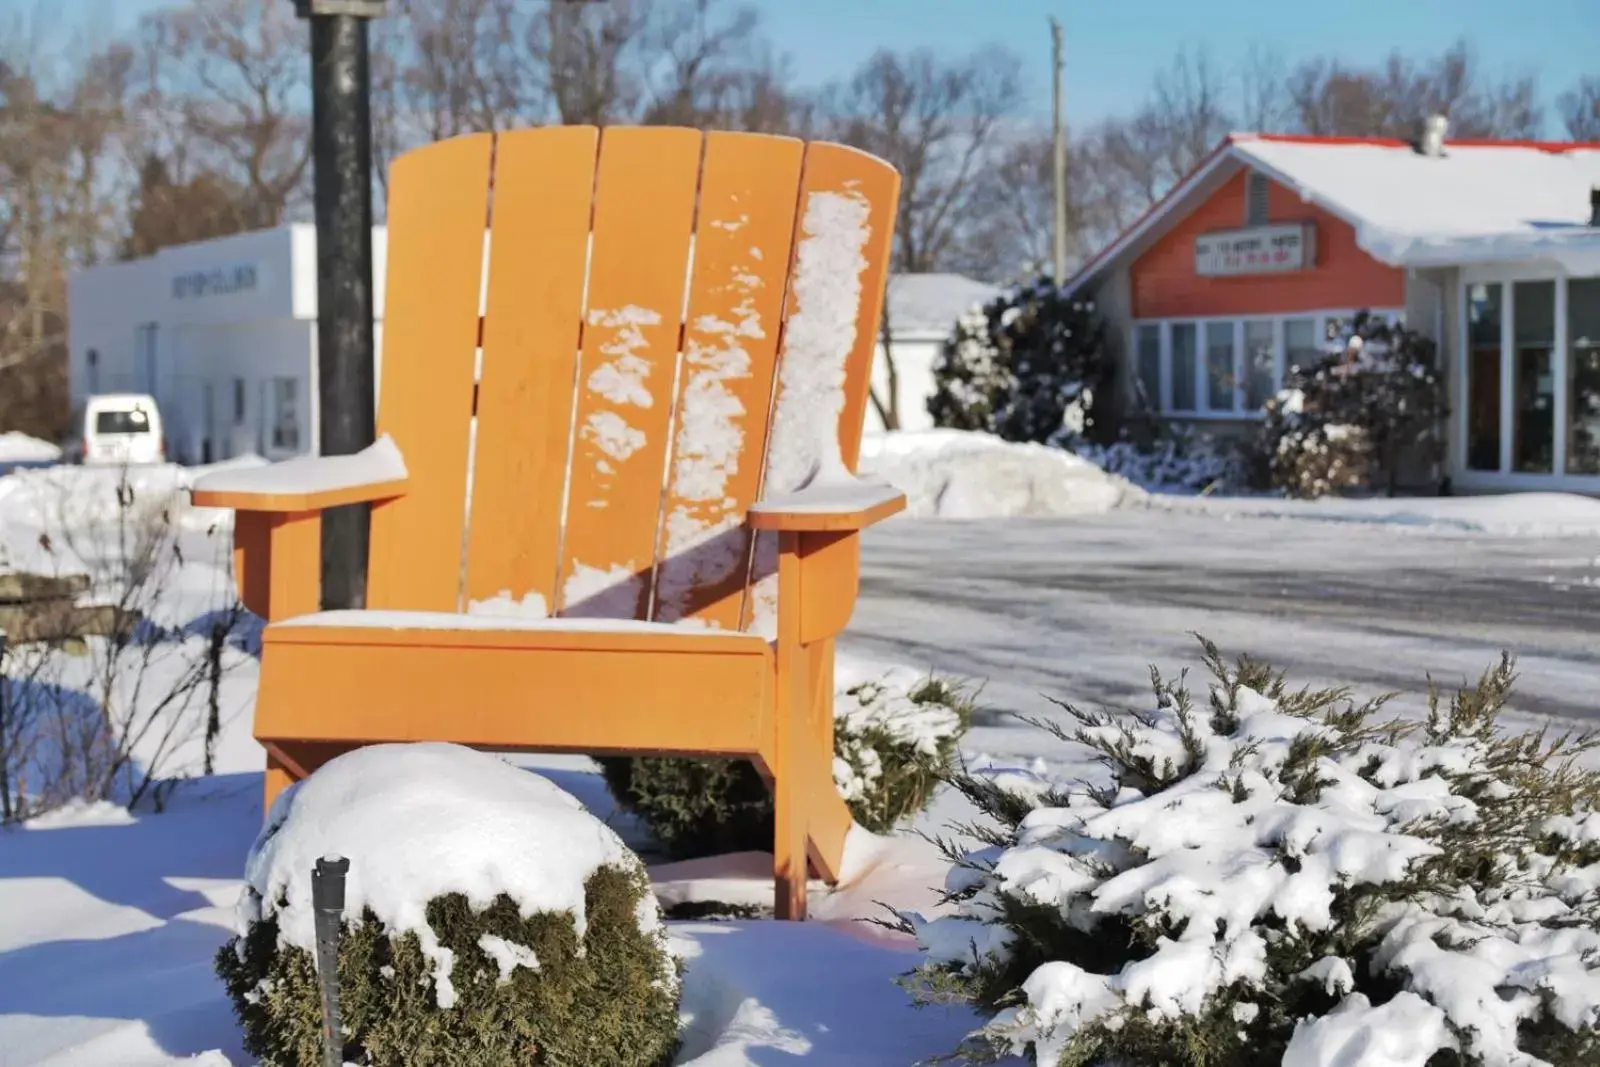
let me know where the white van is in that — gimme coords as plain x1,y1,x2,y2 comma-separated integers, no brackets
69,394,166,466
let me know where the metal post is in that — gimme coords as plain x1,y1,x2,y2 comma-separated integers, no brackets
293,0,386,610
312,854,350,1067
1049,16,1067,284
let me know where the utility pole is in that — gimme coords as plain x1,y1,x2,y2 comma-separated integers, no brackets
292,0,384,610
1050,15,1067,284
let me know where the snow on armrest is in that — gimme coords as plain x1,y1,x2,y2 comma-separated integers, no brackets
190,435,409,512
747,476,906,532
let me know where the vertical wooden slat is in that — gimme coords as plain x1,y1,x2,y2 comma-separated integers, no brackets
652,132,805,629
464,126,599,613
742,143,901,634
367,133,493,611
555,126,702,618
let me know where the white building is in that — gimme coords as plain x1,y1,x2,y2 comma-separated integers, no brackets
68,226,988,463
867,273,1000,433
68,226,390,464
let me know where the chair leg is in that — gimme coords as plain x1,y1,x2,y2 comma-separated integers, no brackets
773,535,811,920
263,749,298,819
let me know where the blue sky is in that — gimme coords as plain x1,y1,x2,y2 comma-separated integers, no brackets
46,0,1600,133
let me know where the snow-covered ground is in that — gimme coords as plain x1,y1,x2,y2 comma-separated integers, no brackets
0,431,61,466
2,437,1598,1065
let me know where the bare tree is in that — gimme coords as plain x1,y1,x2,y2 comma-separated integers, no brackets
525,0,653,125
394,0,529,141
1558,75,1600,140
820,44,1023,428
637,0,763,125
0,14,131,439
1285,40,1542,138
1237,44,1292,132
135,0,312,228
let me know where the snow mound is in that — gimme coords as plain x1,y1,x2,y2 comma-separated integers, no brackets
859,430,1146,519
241,743,661,1007
1171,490,1600,538
0,431,61,464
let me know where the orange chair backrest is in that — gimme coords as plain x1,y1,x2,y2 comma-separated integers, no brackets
364,127,899,633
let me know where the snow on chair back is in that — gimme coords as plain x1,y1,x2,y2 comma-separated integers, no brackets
365,126,897,629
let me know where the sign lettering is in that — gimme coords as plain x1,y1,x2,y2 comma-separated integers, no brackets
172,264,259,300
1194,224,1315,277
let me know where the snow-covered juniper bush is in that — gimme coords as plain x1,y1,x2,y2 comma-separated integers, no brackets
215,744,682,1067
895,641,1600,1067
1261,312,1449,499
928,276,1112,448
601,673,975,860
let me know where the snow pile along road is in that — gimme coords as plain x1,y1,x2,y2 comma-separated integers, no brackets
859,430,1147,519
0,431,62,465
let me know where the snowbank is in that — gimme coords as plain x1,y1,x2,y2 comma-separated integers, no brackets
0,431,61,464
1168,490,1600,537
858,430,1146,519
242,743,663,1008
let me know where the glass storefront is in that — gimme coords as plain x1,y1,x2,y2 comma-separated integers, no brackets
1462,273,1600,486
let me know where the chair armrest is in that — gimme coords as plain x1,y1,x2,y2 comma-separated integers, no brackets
190,435,409,513
747,477,905,532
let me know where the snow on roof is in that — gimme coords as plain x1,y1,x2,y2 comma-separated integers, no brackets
1065,134,1600,293
1233,135,1600,272
886,273,1000,336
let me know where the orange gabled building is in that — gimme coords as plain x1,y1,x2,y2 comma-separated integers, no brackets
1064,127,1600,494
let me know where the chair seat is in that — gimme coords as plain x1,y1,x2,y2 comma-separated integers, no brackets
267,609,771,656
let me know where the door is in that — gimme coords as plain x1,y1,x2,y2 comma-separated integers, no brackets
202,381,216,464
134,323,159,395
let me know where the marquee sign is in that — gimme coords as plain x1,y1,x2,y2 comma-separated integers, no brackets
1194,223,1315,277
172,263,259,300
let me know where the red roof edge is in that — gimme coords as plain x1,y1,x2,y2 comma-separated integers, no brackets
1240,131,1600,153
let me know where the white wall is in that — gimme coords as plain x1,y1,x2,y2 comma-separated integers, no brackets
866,334,944,434
170,320,316,463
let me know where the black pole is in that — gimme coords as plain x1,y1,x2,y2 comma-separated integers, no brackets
312,854,350,1067
296,0,385,610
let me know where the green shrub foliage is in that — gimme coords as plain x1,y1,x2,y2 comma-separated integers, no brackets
928,277,1113,447
898,640,1600,1066
1260,312,1449,498
216,864,681,1067
602,674,975,861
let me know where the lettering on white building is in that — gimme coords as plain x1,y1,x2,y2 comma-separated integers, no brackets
172,264,259,300
1194,223,1315,277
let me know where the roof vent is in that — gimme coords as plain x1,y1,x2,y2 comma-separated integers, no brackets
1591,186,1600,228
1417,113,1449,157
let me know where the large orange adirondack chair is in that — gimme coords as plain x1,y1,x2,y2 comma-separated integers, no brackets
189,126,905,920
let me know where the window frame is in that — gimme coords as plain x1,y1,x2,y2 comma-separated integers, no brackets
1131,307,1406,420
1455,263,1600,490
269,376,302,453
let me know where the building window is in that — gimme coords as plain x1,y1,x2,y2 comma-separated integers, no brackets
1204,321,1236,412
233,378,246,424
271,377,301,452
1134,309,1404,419
1512,280,1555,474
1284,318,1319,377
1245,171,1270,227
1466,283,1504,472
1170,323,1198,412
1136,323,1161,410
1568,278,1600,476
1243,320,1275,410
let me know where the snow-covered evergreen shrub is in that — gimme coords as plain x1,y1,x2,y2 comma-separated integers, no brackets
1079,428,1254,495
601,673,975,860
899,643,1600,1067
928,277,1113,447
216,744,680,1067
1261,313,1449,499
